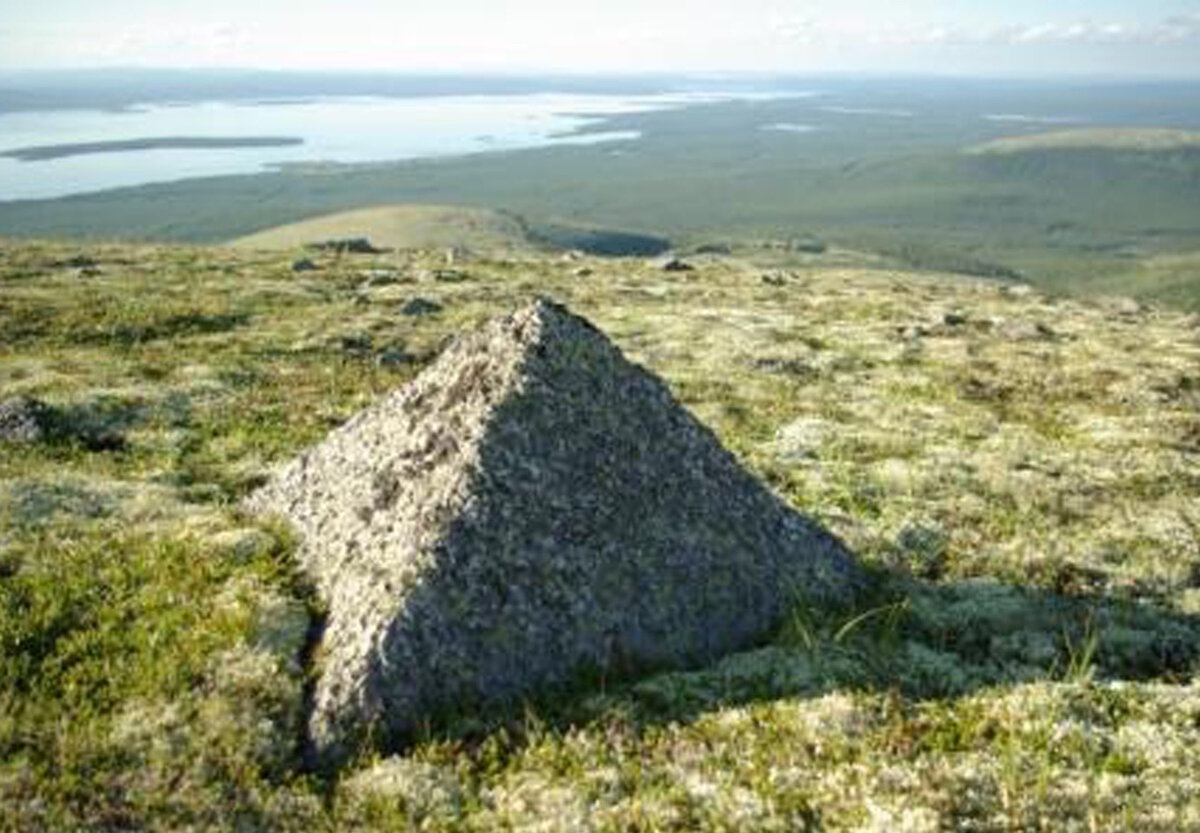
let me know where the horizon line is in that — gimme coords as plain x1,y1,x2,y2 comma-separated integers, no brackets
2,66,1200,84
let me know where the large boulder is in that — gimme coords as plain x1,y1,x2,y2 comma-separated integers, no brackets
247,299,857,766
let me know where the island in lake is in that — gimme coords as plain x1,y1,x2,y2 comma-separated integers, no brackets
1,136,304,162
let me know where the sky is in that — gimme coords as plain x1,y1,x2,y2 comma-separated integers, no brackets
1,1,1200,78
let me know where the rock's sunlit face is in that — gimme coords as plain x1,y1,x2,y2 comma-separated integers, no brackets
1,1,1199,76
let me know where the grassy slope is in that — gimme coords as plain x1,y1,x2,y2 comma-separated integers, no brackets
2,240,1200,830
967,127,1200,155
229,204,532,253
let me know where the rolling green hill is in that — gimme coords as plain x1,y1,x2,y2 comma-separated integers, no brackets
967,127,1200,155
229,204,533,253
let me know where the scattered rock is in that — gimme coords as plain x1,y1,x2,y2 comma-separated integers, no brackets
1116,298,1143,317
400,298,443,317
50,255,98,269
656,257,694,273
1002,320,1058,342
773,417,827,463
0,396,128,451
375,347,415,368
943,312,969,327
339,334,374,354
960,376,1014,403
573,267,594,278
761,272,787,287
247,299,858,766
1002,284,1035,299
897,324,930,341
308,238,389,255
754,357,817,380
292,258,319,273
0,397,51,444
359,269,403,286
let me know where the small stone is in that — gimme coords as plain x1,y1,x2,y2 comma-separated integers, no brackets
573,267,594,278
292,258,319,273
51,255,98,269
376,348,414,368
773,417,827,463
656,257,694,272
761,272,787,286
943,312,969,327
755,357,817,379
340,334,373,353
1003,320,1057,342
1116,298,1142,316
0,397,50,444
359,269,402,286
401,298,443,317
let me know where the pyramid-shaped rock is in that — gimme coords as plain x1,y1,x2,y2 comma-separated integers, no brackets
248,299,857,765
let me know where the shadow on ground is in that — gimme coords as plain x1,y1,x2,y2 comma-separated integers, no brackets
391,567,1200,759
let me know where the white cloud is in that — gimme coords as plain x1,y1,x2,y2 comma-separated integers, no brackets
769,15,819,43
1156,12,1200,42
765,10,1200,49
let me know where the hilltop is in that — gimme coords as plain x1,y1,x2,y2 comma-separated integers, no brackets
966,127,1200,155
2,238,1199,830
229,204,533,254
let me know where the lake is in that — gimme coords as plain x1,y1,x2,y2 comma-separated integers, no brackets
0,91,800,201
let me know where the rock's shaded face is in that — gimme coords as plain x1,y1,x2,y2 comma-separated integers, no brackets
247,299,857,766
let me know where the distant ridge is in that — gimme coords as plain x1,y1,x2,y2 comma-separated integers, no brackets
229,204,672,257
966,127,1200,155
228,205,532,253
1,136,303,162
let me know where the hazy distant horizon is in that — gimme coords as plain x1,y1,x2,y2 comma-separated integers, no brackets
5,67,1200,81
3,1,1200,78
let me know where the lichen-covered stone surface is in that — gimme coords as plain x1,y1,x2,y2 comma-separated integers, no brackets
0,396,50,443
247,299,857,764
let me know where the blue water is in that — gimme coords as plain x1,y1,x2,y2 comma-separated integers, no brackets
0,91,797,201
